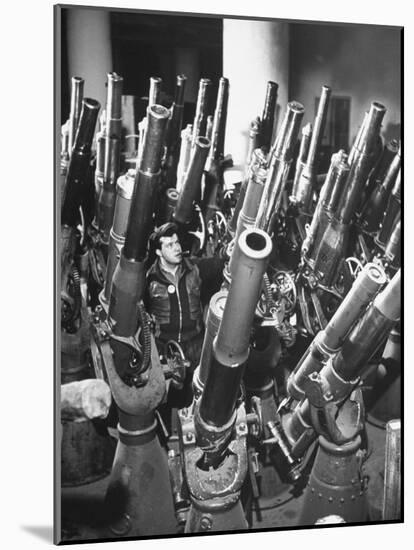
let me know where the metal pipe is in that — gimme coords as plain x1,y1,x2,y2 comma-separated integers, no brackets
208,77,229,164
229,142,265,234
255,101,305,232
176,124,193,192
302,150,348,255
192,78,212,147
105,72,123,139
361,138,399,210
360,144,401,233
164,74,187,188
68,76,84,153
291,86,331,212
287,262,387,401
123,104,170,262
98,136,121,243
61,98,100,227
199,228,272,428
336,102,386,224
259,81,278,152
235,165,267,242
376,169,401,249
331,269,400,381
384,217,401,268
102,169,136,303
149,76,162,107
174,136,211,225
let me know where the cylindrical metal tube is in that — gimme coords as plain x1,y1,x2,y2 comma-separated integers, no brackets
197,290,228,388
335,102,386,224
256,101,304,231
208,77,229,163
287,262,387,400
302,150,348,255
291,123,312,198
103,169,136,302
290,86,331,211
376,170,401,249
123,104,170,262
98,136,121,242
260,81,278,151
163,188,179,223
94,130,106,204
361,139,399,209
174,136,211,225
68,76,84,152
235,165,267,241
105,72,123,139
360,144,401,233
199,228,272,427
229,144,266,234
149,76,162,107
176,124,193,192
164,74,187,180
192,78,212,146
306,85,331,169
298,123,313,164
331,269,400,381
62,98,101,227
384,217,401,268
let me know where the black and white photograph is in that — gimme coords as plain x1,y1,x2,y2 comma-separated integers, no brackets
54,2,404,545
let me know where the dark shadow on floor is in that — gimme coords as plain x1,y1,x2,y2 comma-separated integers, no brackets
21,525,53,543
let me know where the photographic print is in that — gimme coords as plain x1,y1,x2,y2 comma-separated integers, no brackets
55,3,402,544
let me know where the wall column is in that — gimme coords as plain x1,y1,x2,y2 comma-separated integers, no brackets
66,8,113,110
223,19,290,167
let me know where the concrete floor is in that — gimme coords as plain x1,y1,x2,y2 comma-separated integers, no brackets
59,420,390,542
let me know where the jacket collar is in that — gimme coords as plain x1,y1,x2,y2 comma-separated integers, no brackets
147,257,193,282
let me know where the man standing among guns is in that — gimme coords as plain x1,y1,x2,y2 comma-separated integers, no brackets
145,222,225,411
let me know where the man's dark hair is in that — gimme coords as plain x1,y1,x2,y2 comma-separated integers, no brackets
150,222,179,252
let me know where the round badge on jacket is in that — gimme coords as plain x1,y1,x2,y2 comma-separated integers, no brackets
168,284,176,294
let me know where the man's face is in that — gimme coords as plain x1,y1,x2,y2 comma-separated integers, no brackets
157,233,182,265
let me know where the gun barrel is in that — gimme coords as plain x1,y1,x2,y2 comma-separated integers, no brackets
229,142,265,233
103,169,136,303
384,217,401,267
336,102,386,224
105,72,123,139
307,85,331,168
165,74,187,155
174,136,211,225
199,228,272,428
331,270,400,382
288,262,387,401
234,165,267,242
123,104,170,262
149,76,162,107
360,144,401,233
361,138,399,208
62,97,100,227
68,76,85,152
256,101,305,231
98,136,121,241
376,170,401,249
192,78,212,146
208,77,229,162
291,86,331,211
260,81,278,151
